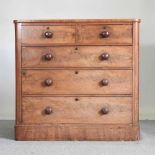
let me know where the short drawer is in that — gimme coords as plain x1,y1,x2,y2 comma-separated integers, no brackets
22,70,132,95
22,46,132,68
22,97,132,124
21,25,75,44
77,25,132,45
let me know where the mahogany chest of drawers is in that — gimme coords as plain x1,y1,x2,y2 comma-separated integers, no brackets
14,19,140,141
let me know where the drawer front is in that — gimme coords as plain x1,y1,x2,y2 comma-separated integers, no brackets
22,97,132,124
77,25,132,45
22,46,132,68
22,70,132,95
22,26,75,44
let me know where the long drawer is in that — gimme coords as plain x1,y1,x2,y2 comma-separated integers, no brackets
22,46,132,68
22,69,132,95
22,97,132,124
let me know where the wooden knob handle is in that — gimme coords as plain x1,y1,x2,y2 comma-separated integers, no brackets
100,53,110,60
44,79,53,86
101,79,109,86
44,107,53,114
100,107,109,114
100,31,110,38
44,53,53,61
44,31,53,38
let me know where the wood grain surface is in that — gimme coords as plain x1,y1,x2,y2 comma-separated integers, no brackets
22,96,132,124
22,25,76,44
77,25,132,45
15,124,139,141
22,46,132,68
22,69,132,95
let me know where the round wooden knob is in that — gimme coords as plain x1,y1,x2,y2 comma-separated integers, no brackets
100,53,110,60
100,31,110,38
44,79,53,86
101,107,109,114
44,53,53,61
44,31,53,38
44,107,53,114
101,79,109,86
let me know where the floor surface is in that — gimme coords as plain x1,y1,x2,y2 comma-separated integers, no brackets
0,120,155,155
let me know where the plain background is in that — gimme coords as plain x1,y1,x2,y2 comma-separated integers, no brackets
0,0,154,120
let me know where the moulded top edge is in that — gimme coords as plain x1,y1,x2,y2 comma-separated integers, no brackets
13,19,141,24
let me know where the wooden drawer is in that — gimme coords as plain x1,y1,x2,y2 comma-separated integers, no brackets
77,25,132,45
21,25,75,44
22,70,132,95
22,97,132,124
22,46,132,68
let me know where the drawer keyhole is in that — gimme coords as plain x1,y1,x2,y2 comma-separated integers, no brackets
75,71,79,74
75,98,79,101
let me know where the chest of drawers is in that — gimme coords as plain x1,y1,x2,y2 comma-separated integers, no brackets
14,19,140,141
